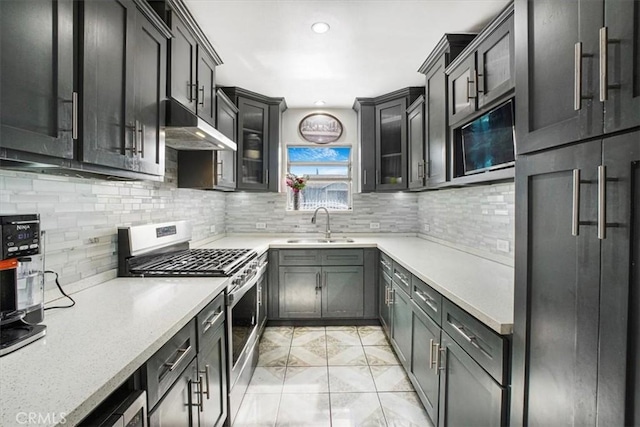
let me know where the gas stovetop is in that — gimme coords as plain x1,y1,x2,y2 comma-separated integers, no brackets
128,248,255,277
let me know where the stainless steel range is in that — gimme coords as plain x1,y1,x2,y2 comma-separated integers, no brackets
118,221,268,425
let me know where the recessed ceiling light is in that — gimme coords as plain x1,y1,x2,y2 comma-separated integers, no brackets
311,22,330,34
314,100,326,106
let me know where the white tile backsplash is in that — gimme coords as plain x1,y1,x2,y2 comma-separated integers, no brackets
0,147,514,296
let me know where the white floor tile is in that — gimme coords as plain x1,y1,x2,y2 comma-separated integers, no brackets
283,366,329,393
246,367,286,394
329,366,377,393
330,393,387,427
378,392,434,427
277,393,331,427
232,393,280,427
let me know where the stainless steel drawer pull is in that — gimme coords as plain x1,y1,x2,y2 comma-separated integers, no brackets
165,345,192,372
72,91,78,140
415,291,438,312
450,322,477,344
599,27,608,102
574,42,583,110
203,310,224,333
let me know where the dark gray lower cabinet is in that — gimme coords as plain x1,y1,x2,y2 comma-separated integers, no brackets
149,358,199,426
390,283,412,369
438,333,507,427
411,300,441,425
279,266,322,319
322,266,364,318
198,324,227,427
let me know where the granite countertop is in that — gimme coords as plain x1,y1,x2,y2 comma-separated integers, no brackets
0,276,229,427
0,234,513,427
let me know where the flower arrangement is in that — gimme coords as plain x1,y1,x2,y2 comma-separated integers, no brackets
286,173,308,193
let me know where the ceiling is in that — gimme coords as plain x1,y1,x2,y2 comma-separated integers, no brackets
185,0,511,108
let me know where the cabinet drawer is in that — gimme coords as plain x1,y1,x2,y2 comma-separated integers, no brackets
196,291,225,352
392,262,411,295
144,319,197,410
411,276,442,326
321,249,363,266
380,252,393,275
442,300,507,385
279,250,321,266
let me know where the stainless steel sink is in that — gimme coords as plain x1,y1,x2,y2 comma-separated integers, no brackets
286,238,355,244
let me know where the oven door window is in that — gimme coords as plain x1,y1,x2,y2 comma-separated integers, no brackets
231,284,258,366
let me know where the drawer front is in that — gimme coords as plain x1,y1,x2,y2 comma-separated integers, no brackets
278,249,321,266
145,319,197,410
392,262,411,295
197,291,226,351
379,252,393,275
412,276,442,326
442,300,506,385
321,249,364,266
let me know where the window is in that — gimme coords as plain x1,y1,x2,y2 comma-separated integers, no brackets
286,146,352,211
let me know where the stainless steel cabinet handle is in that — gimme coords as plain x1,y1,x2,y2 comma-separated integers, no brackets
572,169,581,236
450,322,478,345
199,86,205,106
165,345,192,372
316,272,320,293
598,165,606,240
437,345,445,372
466,76,476,101
187,81,195,102
137,123,145,157
376,169,380,184
574,42,583,110
265,169,269,185
476,69,483,94
203,310,224,333
198,365,211,400
599,27,608,102
429,339,435,370
363,170,367,185
72,91,78,140
384,285,389,305
190,376,204,412
217,161,223,179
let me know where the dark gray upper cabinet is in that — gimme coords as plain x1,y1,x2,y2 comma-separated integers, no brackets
353,99,376,193
407,97,426,190
196,48,217,126
220,87,286,192
0,0,75,160
214,90,238,190
515,0,639,155
438,332,507,427
168,11,197,113
418,34,476,189
81,0,168,176
446,4,514,128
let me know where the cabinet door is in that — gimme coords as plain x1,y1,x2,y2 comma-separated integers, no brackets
407,98,425,190
0,0,74,159
512,140,601,426
476,13,514,109
390,284,412,369
278,267,322,318
425,56,448,187
375,98,407,191
438,333,506,427
169,12,197,113
134,12,166,176
379,270,391,336
199,324,228,427
237,97,269,190
448,55,477,126
357,102,377,192
148,358,199,427
196,48,216,126
411,301,441,426
596,130,640,426
603,0,640,133
322,266,364,318
258,272,268,330
81,0,136,171
515,0,600,154
215,92,237,190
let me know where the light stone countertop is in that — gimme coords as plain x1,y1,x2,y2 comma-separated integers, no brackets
0,234,513,427
0,276,228,427
202,235,514,334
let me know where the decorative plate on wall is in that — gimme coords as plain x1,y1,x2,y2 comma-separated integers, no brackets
299,113,343,144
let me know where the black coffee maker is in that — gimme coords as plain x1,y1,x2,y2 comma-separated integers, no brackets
0,214,46,356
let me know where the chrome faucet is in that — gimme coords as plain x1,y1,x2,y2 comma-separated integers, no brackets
311,207,331,239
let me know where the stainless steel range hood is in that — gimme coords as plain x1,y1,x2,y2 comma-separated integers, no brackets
164,99,237,151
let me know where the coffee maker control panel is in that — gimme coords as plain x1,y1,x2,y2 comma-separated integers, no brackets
1,214,40,259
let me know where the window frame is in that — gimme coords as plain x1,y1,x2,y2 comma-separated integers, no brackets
285,144,353,212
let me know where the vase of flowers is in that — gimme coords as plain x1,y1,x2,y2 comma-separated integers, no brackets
286,173,307,210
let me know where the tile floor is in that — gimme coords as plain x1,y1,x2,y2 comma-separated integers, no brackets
233,325,434,427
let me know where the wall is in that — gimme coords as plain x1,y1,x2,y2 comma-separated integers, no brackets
417,182,515,264
0,149,226,299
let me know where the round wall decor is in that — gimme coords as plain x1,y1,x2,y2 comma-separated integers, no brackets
299,113,343,144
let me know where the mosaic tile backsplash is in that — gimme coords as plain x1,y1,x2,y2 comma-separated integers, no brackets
0,148,514,296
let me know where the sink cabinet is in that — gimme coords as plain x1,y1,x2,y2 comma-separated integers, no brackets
270,249,377,321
